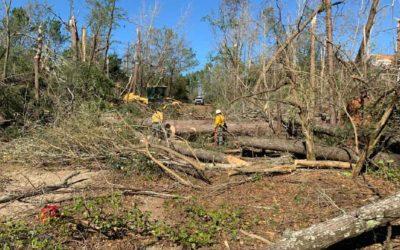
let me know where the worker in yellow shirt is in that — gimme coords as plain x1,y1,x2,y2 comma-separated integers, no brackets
214,109,227,146
151,108,164,138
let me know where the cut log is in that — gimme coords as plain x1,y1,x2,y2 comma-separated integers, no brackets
172,141,248,165
166,120,273,136
269,192,400,249
237,137,356,162
294,160,353,169
228,165,297,176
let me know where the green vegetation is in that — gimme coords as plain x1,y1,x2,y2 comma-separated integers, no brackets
367,160,400,183
0,195,243,249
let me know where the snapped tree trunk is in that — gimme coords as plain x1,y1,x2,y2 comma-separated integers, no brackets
103,0,116,75
69,15,80,61
355,0,380,63
162,120,273,136
237,137,356,162
269,191,400,249
34,25,43,101
128,28,141,94
81,27,87,62
324,0,337,125
301,14,318,161
89,29,100,65
396,19,400,66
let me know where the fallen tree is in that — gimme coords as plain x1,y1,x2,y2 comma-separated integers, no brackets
165,120,273,136
269,191,400,249
171,141,248,165
237,137,356,162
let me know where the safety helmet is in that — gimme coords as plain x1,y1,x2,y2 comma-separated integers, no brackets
216,109,222,115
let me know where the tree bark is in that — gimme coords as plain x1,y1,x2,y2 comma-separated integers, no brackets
269,191,400,249
310,14,317,103
396,19,400,66
163,120,273,136
171,141,246,164
69,15,80,61
324,0,337,125
237,137,356,162
294,159,353,169
128,28,141,94
89,29,100,65
103,0,116,75
34,25,43,101
355,0,380,63
81,27,87,62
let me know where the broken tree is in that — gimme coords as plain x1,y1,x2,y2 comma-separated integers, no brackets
269,191,400,249
237,137,356,162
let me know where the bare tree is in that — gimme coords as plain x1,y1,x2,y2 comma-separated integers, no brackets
69,15,80,61
103,0,117,76
355,0,380,64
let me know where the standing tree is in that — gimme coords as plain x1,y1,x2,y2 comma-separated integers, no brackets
2,0,11,79
323,0,337,125
103,0,117,76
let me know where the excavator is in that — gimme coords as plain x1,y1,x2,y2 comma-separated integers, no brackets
122,86,181,106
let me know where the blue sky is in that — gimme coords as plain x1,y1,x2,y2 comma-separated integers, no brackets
10,0,400,70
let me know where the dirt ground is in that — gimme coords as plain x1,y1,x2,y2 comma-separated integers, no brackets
1,162,399,249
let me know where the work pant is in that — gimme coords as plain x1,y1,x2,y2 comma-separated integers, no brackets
152,123,163,138
214,127,224,146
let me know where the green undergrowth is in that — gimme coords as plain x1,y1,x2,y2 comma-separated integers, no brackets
367,160,400,183
0,194,243,249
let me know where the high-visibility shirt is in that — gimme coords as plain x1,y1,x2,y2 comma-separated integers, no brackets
152,111,164,124
214,114,225,128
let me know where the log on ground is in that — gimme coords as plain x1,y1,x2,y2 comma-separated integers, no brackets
164,120,273,136
237,137,356,162
294,160,353,169
269,191,400,249
172,141,248,165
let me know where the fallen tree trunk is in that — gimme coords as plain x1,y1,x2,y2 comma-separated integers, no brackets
166,120,273,136
282,118,338,136
294,160,353,169
269,191,400,249
237,137,356,162
228,165,296,176
172,141,248,165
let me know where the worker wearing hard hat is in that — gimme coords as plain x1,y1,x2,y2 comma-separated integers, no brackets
151,107,164,138
214,109,227,146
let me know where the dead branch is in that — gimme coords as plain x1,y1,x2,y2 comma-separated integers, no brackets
144,144,197,188
240,229,272,245
0,172,86,204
